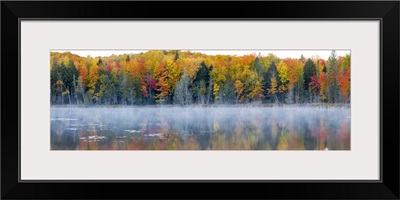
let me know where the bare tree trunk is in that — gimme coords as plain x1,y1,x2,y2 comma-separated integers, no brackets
206,77,213,105
68,87,72,105
78,76,85,104
73,74,78,104
296,83,299,104
61,82,64,105
81,87,85,104
148,84,151,101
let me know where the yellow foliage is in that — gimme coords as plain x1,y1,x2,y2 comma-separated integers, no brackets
166,58,182,93
248,79,264,101
267,77,278,95
177,57,202,78
213,84,220,100
277,61,289,85
62,56,70,66
277,130,289,150
234,80,244,102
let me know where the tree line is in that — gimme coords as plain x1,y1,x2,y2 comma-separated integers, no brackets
50,50,350,106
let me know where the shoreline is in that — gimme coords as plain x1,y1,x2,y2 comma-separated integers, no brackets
51,103,350,108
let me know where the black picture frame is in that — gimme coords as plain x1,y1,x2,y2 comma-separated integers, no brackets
2,1,399,199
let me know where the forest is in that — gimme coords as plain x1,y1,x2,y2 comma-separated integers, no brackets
50,50,351,106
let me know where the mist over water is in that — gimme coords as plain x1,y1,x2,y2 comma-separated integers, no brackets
50,106,350,150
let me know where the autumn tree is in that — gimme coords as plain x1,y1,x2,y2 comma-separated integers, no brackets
247,72,264,102
267,77,279,103
234,80,244,103
154,61,169,103
173,71,193,105
87,62,100,103
50,51,350,106
338,67,350,103
265,61,281,102
319,71,327,102
309,72,320,102
277,61,289,87
193,61,211,104
130,58,148,104
326,50,340,103
338,54,351,103
210,65,227,102
277,61,289,102
284,58,305,103
145,75,157,104
303,59,317,102
166,58,182,100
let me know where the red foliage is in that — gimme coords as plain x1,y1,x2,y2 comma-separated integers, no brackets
146,75,157,90
309,72,320,95
115,61,121,69
338,67,351,103
106,60,114,72
318,72,326,85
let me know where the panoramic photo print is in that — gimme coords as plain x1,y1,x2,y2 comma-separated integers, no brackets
50,50,351,150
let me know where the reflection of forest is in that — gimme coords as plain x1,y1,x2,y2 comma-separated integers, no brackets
51,107,350,150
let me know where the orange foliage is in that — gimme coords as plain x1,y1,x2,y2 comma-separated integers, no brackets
309,72,320,95
283,58,303,86
79,65,88,87
338,67,351,103
131,59,149,97
154,61,169,102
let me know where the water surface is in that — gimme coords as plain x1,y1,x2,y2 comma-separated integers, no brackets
50,106,350,150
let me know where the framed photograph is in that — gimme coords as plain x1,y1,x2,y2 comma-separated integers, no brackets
2,1,399,199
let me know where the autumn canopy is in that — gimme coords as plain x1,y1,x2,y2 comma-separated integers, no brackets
50,50,351,105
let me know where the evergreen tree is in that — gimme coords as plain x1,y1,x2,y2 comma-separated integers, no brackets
265,61,281,102
98,69,112,104
174,51,179,61
326,50,339,103
303,59,317,90
132,75,143,104
97,58,103,66
192,61,211,103
50,57,60,104
300,54,306,63
49,51,350,106
253,53,265,76
219,76,236,104
303,59,317,102
121,72,134,105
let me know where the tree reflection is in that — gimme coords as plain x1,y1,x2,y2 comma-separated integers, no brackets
51,107,351,150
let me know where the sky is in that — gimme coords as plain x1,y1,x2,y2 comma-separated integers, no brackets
52,50,350,60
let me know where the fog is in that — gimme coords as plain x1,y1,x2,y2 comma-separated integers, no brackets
51,106,350,150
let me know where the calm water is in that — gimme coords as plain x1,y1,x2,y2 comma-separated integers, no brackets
50,106,350,150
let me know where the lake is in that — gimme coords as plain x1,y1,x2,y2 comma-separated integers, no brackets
50,106,350,150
